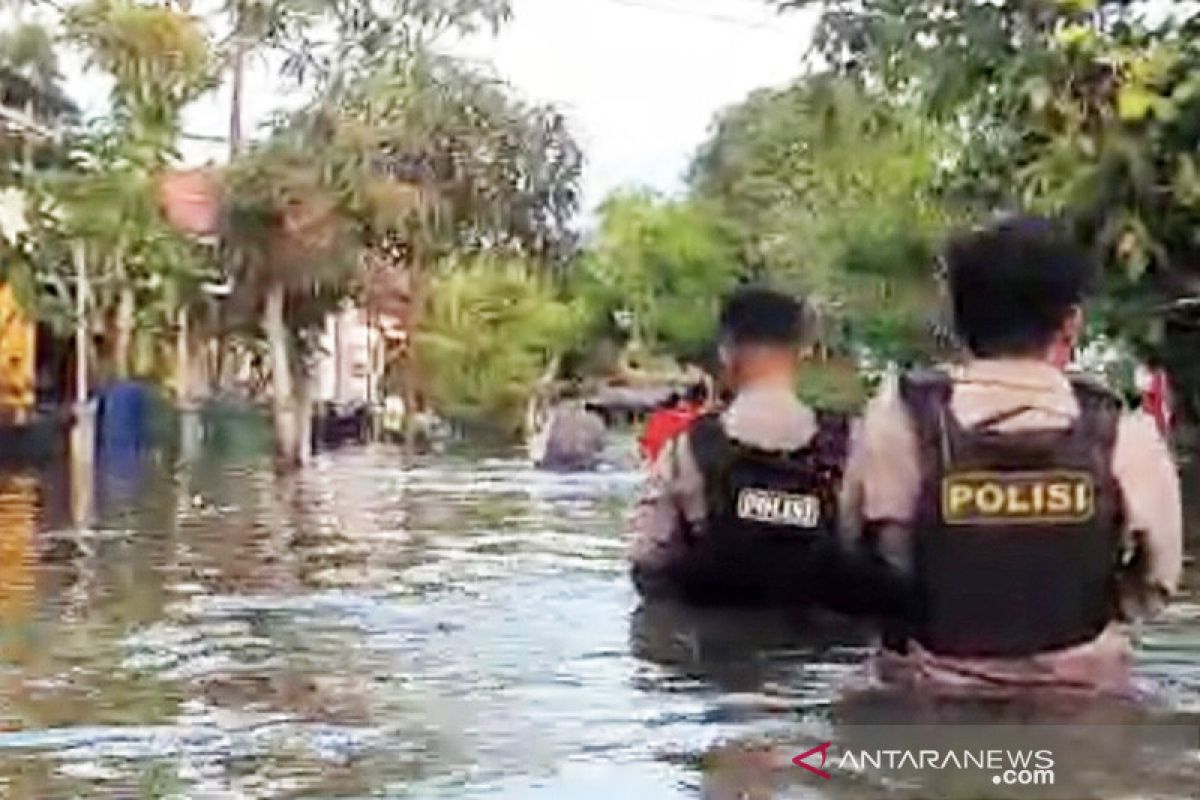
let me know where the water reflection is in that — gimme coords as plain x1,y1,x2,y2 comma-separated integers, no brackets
630,601,871,703
0,475,36,660
0,439,1192,798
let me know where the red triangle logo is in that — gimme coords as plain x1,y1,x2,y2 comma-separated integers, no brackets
792,741,832,780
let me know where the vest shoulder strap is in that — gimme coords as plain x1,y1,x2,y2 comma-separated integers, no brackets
687,412,729,473
687,412,734,522
690,406,854,477
1069,375,1123,455
898,370,953,460
812,410,852,465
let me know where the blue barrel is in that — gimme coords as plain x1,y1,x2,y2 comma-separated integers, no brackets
97,380,150,451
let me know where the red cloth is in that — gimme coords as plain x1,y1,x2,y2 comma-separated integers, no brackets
1142,369,1172,436
640,403,704,463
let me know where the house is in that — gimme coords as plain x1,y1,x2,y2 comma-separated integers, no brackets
0,282,33,424
0,62,73,438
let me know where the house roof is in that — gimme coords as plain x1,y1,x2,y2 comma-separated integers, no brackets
0,102,54,141
0,65,75,141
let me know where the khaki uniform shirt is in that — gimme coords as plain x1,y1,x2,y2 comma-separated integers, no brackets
841,358,1183,695
628,383,818,570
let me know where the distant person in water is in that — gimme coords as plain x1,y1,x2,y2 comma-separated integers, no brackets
639,382,710,464
842,216,1182,696
628,287,850,606
531,388,607,471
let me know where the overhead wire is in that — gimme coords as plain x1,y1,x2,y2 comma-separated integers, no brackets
600,0,794,34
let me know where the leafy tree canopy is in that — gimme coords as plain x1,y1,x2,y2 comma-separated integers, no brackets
691,76,957,363
576,189,741,362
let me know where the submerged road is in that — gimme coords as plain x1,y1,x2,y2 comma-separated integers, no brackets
0,439,1196,798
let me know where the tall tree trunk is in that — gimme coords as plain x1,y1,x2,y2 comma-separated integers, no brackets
229,35,245,156
295,368,312,467
176,305,191,408
403,266,425,456
113,284,135,381
214,19,246,400
263,281,299,470
74,242,89,405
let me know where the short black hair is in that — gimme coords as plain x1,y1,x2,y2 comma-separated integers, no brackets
719,286,806,347
944,216,1096,358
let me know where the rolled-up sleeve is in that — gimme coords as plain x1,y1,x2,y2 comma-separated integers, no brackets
627,434,706,569
1112,412,1183,596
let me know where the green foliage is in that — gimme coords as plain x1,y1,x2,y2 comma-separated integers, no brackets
46,1,221,377
67,0,217,128
0,21,76,123
223,132,359,288
577,190,740,360
324,50,582,263
222,48,583,339
771,0,1200,418
416,256,582,433
795,358,869,413
229,0,514,88
691,77,956,364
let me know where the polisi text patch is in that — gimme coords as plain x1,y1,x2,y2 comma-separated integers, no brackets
736,488,820,527
941,471,1095,526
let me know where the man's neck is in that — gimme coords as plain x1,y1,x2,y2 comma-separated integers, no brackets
736,373,797,392
972,347,1065,371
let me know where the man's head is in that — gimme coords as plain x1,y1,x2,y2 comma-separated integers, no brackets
718,286,808,389
944,216,1096,366
683,381,708,406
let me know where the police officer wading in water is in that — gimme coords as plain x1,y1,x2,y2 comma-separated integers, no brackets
628,287,850,606
842,217,1183,695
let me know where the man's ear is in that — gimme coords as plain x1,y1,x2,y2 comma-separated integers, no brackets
1063,306,1084,346
718,343,734,372
1047,306,1084,368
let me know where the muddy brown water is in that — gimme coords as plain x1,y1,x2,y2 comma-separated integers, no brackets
0,430,1196,798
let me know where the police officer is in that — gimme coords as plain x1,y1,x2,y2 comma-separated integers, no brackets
841,217,1182,694
629,287,850,606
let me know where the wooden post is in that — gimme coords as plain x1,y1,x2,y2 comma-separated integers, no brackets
70,240,94,528
74,242,87,405
177,305,189,406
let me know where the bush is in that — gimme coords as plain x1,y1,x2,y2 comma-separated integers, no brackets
795,359,869,413
417,257,583,435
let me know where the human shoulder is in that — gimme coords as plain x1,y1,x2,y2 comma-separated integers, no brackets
647,422,705,484
1067,372,1124,410
843,371,925,527
854,372,924,454
862,370,942,424
1114,408,1172,463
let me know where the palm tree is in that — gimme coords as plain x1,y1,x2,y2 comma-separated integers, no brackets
222,127,361,467
61,0,217,380
326,52,581,447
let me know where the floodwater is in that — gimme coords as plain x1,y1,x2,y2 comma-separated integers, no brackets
0,421,1197,799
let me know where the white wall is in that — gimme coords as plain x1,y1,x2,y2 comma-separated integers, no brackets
314,306,379,405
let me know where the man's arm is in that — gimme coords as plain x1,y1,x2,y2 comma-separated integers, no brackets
839,380,923,575
1112,412,1183,612
628,433,706,570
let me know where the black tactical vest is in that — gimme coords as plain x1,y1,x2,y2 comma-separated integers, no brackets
902,371,1125,658
678,411,850,605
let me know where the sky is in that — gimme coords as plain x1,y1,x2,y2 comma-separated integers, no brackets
57,0,817,214
448,0,818,208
